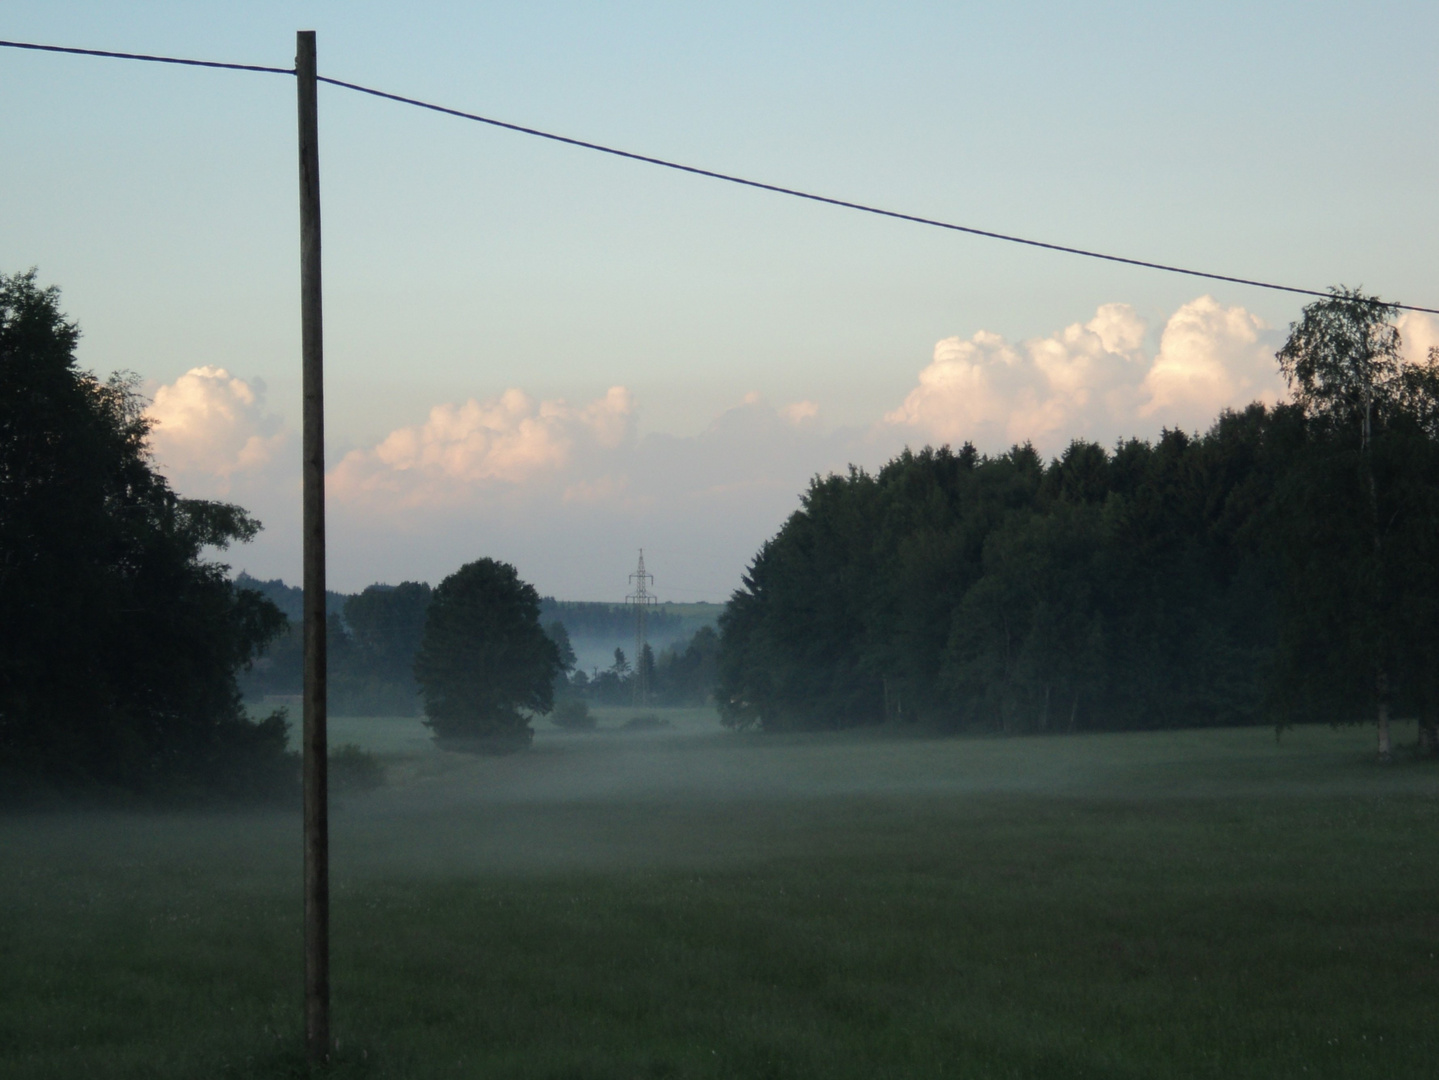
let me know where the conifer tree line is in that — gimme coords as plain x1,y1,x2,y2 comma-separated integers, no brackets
717,289,1439,757
539,599,687,641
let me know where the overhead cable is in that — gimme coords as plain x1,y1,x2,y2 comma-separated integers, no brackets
3,38,1435,314
0,38,292,75
320,76,1439,315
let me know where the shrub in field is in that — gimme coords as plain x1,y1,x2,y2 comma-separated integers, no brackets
622,713,670,732
414,558,562,753
328,743,384,793
551,698,595,731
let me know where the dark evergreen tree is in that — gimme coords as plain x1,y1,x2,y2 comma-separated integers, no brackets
637,642,657,703
718,467,884,730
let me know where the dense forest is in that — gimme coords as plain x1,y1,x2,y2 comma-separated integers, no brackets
717,290,1439,756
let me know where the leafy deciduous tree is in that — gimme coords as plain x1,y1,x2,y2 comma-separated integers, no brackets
0,270,290,799
545,620,577,673
413,558,561,751
1273,287,1431,759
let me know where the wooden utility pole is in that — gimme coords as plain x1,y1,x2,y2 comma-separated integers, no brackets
295,28,330,1063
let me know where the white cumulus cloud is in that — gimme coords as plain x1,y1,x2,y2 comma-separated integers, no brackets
1140,296,1277,427
330,386,636,508
1397,310,1439,367
780,400,820,425
886,296,1285,453
146,366,287,494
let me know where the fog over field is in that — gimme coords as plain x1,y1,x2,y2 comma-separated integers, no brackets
6,7,1439,1072
280,713,1426,878
16,711,1425,883
12,713,1429,888
9,712,1439,1079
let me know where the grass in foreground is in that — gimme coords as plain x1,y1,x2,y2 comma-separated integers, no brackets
2,719,1437,1078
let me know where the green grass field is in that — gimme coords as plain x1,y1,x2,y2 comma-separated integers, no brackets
3,713,1437,1078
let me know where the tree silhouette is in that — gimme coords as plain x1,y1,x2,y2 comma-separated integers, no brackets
0,270,289,798
1273,287,1437,759
413,558,561,751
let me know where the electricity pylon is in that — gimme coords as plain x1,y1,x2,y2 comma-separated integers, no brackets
625,549,657,707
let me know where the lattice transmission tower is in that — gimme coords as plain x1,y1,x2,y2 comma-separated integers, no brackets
625,549,658,707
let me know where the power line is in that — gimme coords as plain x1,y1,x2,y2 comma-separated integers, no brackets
320,73,1439,315
0,38,292,75
3,37,1437,315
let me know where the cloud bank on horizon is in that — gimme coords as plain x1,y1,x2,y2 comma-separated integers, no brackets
144,299,1439,599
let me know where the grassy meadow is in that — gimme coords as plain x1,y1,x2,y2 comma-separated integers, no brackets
3,711,1438,1078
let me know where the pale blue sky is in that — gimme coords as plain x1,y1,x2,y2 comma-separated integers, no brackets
4,2,1437,598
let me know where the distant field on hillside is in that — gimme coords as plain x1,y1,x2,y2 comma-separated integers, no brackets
4,717,1437,1078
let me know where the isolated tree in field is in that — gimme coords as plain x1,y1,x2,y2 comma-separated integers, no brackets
413,558,561,750
0,270,290,798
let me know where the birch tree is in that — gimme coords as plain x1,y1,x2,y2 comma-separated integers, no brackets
1276,288,1403,759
